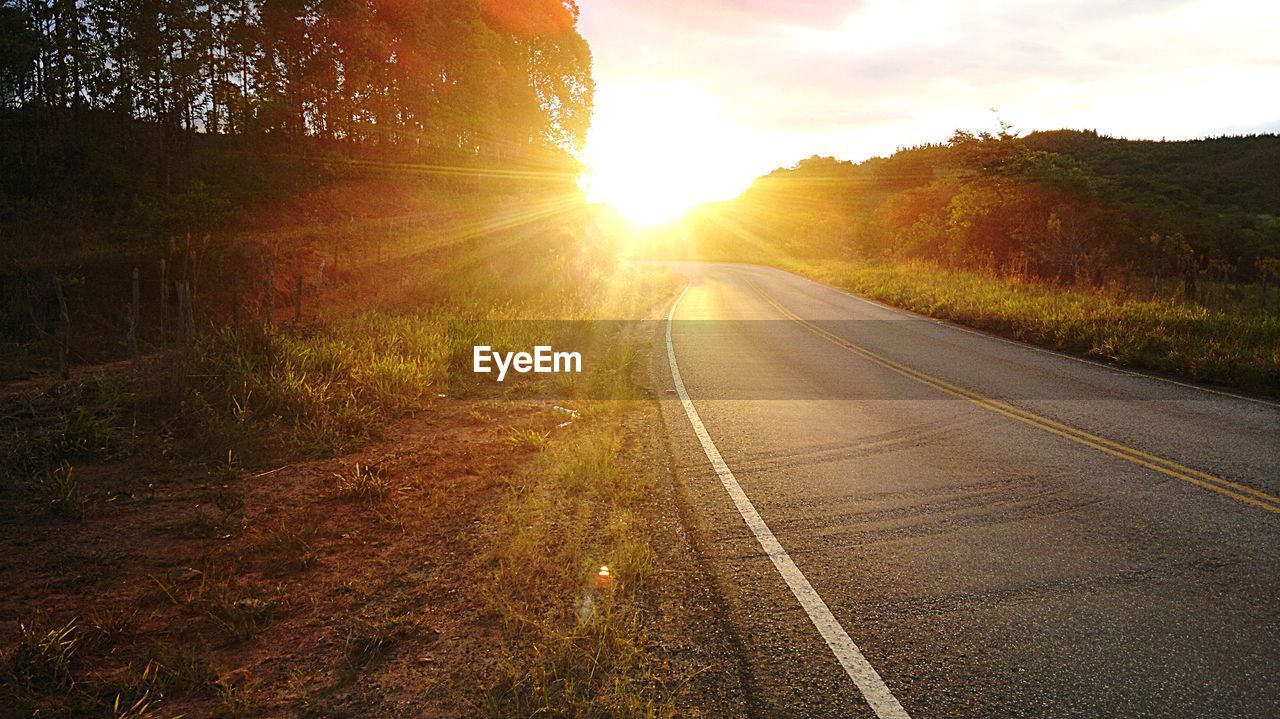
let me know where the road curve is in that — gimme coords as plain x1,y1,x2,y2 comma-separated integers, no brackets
658,262,1279,718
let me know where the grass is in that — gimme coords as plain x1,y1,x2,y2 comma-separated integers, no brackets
1,202,690,716
783,257,1280,395
203,592,278,645
86,608,137,650
1,223,672,483
482,403,674,718
339,610,422,682
332,462,391,502
506,427,551,451
106,662,175,719
3,619,79,690
41,462,88,519
258,520,319,572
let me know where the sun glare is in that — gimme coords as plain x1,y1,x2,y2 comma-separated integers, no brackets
580,83,765,227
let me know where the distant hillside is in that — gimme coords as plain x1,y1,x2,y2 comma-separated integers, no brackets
682,130,1280,291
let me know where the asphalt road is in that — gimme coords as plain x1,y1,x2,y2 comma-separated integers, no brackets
658,262,1279,719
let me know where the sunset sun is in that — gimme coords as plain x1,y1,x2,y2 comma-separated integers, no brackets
580,82,768,226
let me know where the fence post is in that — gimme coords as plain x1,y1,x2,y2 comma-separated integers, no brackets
176,280,195,345
159,258,168,350
53,277,70,380
265,255,275,328
129,267,140,362
294,268,303,328
232,276,241,329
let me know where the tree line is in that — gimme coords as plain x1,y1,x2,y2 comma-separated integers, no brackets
688,128,1280,304
1,0,592,158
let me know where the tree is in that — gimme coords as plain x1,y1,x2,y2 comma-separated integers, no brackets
0,1,40,107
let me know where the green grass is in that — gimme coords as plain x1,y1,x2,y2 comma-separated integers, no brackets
506,427,551,451
482,403,673,718
2,224,677,484
41,462,88,520
473,268,679,717
783,258,1280,395
332,462,391,502
3,619,79,691
1,210,687,716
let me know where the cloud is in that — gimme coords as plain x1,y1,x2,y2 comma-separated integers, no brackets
576,0,1280,209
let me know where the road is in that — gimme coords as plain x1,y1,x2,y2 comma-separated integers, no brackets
658,262,1279,718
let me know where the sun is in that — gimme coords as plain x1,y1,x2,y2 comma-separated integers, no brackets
579,82,762,227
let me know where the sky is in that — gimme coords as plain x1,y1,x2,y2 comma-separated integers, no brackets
575,0,1280,224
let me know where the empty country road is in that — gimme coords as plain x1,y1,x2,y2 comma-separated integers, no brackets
658,262,1279,718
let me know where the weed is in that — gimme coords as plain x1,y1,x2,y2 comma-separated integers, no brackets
259,520,319,572
204,592,278,644
333,462,390,502
506,427,550,451
211,486,245,525
87,607,137,649
214,680,256,718
148,574,184,606
110,690,171,719
5,618,79,689
340,611,420,680
215,450,241,482
42,461,88,519
107,661,177,719
150,646,217,696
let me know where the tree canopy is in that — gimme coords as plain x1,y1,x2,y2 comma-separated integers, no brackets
2,0,593,158
688,129,1280,288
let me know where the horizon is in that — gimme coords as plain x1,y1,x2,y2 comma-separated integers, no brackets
576,0,1280,225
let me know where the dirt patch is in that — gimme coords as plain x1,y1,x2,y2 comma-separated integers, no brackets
1,391,747,718
1,399,563,717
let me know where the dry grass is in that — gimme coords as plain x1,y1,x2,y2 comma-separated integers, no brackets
785,257,1280,395
1,198,694,717
482,401,674,718
332,462,392,502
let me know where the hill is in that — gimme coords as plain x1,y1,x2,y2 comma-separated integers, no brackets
681,129,1280,292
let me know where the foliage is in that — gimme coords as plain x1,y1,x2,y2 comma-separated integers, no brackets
332,462,390,502
0,0,594,268
4,619,79,690
484,413,674,719
788,258,1280,395
2,0,591,151
682,129,1280,292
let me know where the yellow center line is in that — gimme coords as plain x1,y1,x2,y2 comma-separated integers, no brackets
747,280,1280,514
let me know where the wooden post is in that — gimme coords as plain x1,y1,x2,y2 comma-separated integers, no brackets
175,281,186,345
128,267,140,362
232,277,241,328
1260,259,1269,311
159,258,168,349
176,280,195,345
265,256,275,328
186,281,196,341
53,277,70,380
294,269,303,328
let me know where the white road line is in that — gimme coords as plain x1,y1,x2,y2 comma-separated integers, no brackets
665,284,912,719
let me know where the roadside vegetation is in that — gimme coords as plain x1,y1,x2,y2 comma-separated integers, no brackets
784,258,1280,395
0,204,716,716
